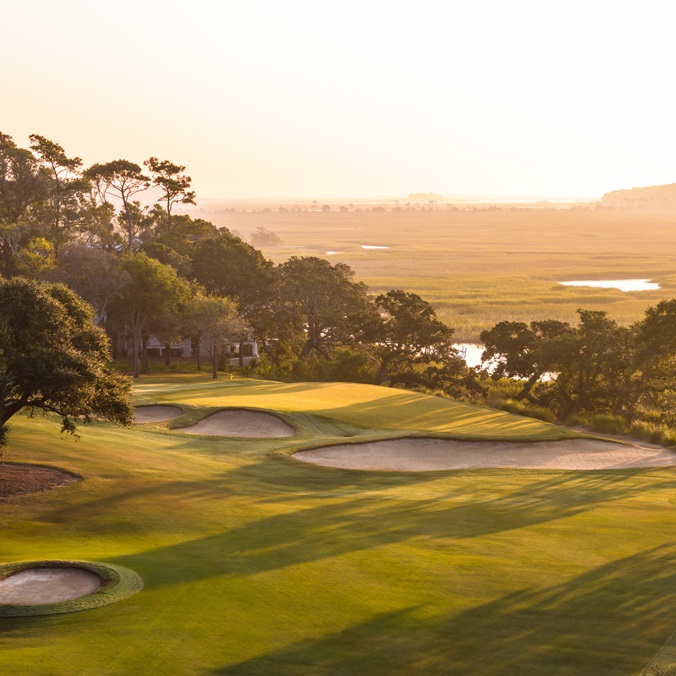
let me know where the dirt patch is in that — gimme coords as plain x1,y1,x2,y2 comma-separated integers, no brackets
133,405,183,423
180,409,294,438
294,438,676,471
0,463,80,499
0,567,102,605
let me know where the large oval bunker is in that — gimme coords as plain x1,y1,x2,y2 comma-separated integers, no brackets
294,437,676,471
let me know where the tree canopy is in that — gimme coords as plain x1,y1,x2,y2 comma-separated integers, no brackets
275,256,378,360
187,293,248,378
374,290,455,383
144,157,196,232
0,276,132,450
480,307,676,425
110,253,194,378
84,160,150,251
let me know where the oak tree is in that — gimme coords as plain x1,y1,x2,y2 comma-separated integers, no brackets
0,277,132,451
275,256,377,360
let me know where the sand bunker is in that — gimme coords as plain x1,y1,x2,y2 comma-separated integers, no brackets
0,463,80,499
133,405,183,423
181,409,294,438
0,567,102,605
294,438,676,471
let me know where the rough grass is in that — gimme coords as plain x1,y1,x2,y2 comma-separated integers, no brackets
0,376,674,674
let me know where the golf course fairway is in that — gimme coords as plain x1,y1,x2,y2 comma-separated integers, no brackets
0,375,674,675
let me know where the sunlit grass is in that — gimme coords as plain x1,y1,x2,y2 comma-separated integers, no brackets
135,375,571,440
0,378,674,674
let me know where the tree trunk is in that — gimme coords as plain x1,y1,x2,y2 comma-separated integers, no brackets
165,342,171,366
239,339,244,367
1,401,27,427
133,332,140,379
110,330,119,359
142,335,149,373
377,353,393,385
196,334,202,371
515,372,541,401
122,198,134,251
211,344,218,379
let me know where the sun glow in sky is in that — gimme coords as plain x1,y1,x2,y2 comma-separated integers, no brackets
3,1,675,199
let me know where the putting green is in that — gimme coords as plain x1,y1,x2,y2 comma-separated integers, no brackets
0,375,674,674
134,375,574,440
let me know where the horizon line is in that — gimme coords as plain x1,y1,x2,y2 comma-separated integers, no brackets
193,193,600,204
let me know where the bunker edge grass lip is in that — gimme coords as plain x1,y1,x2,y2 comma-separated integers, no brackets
0,560,143,617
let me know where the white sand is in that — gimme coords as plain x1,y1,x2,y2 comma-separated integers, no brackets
294,438,676,471
180,409,295,438
133,405,183,423
0,568,102,605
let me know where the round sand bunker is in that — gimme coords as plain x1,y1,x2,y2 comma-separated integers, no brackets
133,405,183,423
0,561,144,617
180,409,294,438
0,463,80,499
294,438,676,471
0,567,102,605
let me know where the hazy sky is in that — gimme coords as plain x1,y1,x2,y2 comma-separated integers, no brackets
3,1,675,200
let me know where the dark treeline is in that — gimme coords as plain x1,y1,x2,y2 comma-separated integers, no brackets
1,132,674,443
0,132,477,397
481,305,676,443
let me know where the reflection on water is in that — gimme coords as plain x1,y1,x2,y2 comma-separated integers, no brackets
361,244,390,250
559,279,659,292
453,343,553,381
453,343,485,368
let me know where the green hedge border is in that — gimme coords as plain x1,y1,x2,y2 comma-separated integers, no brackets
0,560,143,617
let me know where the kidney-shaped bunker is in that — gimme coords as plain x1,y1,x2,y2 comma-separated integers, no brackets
180,409,295,438
294,437,676,471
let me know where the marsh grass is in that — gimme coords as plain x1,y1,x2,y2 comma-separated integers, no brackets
205,208,676,340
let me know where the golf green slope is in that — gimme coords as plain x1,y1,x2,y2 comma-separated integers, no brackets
134,375,573,440
0,375,674,675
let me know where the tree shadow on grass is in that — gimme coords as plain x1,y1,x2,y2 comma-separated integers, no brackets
0,614,48,637
34,453,444,528
105,469,675,590
212,544,676,675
